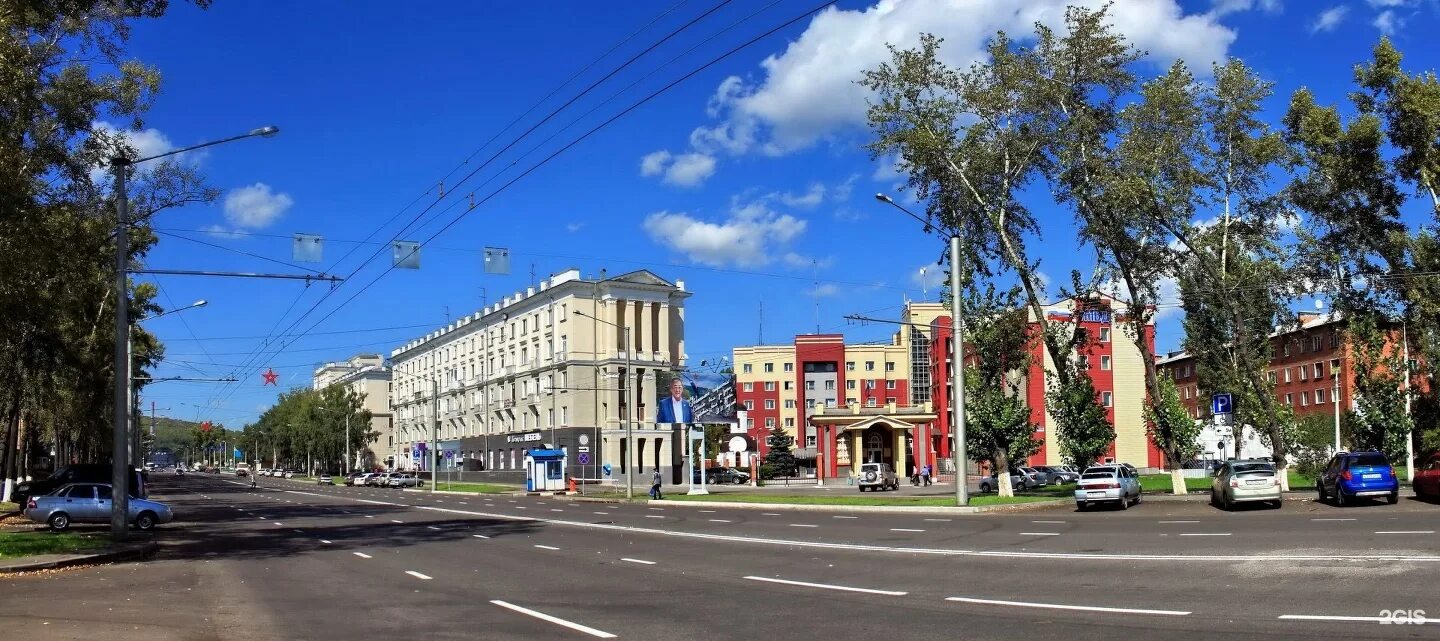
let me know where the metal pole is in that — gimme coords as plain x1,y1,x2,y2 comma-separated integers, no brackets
345,412,351,476
950,235,969,507
431,377,438,493
111,159,131,542
1403,320,1414,482
625,327,633,500
1333,372,1341,454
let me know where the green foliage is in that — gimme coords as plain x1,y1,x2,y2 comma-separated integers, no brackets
1145,376,1201,468
1048,363,1115,470
761,424,796,479
1347,315,1413,462
243,385,376,472
959,285,1040,476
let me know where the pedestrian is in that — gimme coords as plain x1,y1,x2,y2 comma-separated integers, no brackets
650,469,663,500
921,463,931,487
911,464,921,487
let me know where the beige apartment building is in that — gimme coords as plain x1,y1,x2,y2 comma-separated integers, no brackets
388,268,691,484
312,353,394,470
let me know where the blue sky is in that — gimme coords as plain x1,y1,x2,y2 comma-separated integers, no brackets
121,0,1439,427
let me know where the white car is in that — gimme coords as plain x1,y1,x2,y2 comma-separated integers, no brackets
1074,465,1142,510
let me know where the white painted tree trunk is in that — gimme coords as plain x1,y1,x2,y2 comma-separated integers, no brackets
1170,467,1187,495
1,478,13,503
1277,463,1290,492
999,472,1014,498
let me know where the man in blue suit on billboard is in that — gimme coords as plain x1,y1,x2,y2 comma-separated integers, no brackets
656,378,693,425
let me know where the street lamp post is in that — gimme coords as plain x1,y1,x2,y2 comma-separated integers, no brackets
110,126,277,541
575,311,633,499
875,193,969,507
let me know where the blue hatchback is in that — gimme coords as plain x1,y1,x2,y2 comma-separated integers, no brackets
1317,451,1400,506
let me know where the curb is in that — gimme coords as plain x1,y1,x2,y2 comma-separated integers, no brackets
646,498,1069,515
0,541,158,574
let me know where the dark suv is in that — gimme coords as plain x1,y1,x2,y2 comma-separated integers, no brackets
13,464,147,507
1317,451,1400,506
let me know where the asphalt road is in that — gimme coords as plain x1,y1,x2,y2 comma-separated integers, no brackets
3,472,1438,641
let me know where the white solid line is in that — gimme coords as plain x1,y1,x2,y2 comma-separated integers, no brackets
924,518,951,522
946,596,1190,616
1178,533,1231,537
621,558,656,565
833,515,859,519
1376,530,1435,534
1032,520,1066,524
1278,614,1437,624
490,600,617,639
406,571,433,580
789,524,818,528
1158,520,1200,524
1018,532,1061,536
427,526,442,530
762,513,781,516
891,528,926,532
534,544,560,550
744,575,907,596
353,552,372,559
709,519,732,523
473,534,490,539
645,515,664,519
1311,518,1356,521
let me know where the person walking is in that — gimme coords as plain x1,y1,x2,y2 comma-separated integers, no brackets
921,463,932,487
650,468,664,500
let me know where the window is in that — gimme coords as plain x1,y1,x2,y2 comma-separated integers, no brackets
521,319,528,335
1299,366,1308,381
743,364,753,373
1312,336,1322,352
1313,363,1324,379
745,417,755,429
742,382,753,392
764,363,774,373
806,399,815,409
1284,368,1292,383
847,397,857,405
744,400,755,410
785,400,796,409
1285,393,1293,405
1102,391,1113,407
785,418,795,428
845,361,855,371
824,380,835,390
1100,355,1111,371
784,381,793,390
1283,343,1290,357
1300,391,1310,406
764,381,775,391
846,380,856,390
1315,388,1326,403
866,398,877,407
865,361,875,371
765,417,776,428
825,399,836,408
806,380,815,390
95,485,112,500
784,362,794,372
1268,371,1277,384
764,399,776,410
865,380,877,390
886,380,896,389
885,362,896,372
1099,327,1113,342
885,397,895,405
558,303,566,321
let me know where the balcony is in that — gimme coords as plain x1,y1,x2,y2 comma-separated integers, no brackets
502,399,516,409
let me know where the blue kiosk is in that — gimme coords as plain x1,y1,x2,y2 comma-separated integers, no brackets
524,448,567,492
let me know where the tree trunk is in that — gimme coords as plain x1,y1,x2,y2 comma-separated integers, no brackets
1,386,21,503
1276,462,1290,494
995,451,1013,498
1170,467,1187,496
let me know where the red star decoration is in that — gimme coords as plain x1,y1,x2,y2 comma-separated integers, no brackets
262,368,279,386
200,421,212,432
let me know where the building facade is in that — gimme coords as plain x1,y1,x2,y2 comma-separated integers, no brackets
388,269,692,484
312,353,393,469
733,297,1160,480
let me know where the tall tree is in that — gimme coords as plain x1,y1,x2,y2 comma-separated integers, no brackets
960,285,1040,497
1146,375,1202,494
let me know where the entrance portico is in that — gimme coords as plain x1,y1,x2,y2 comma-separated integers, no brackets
809,402,938,481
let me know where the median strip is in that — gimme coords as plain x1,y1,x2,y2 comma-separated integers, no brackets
744,575,907,596
946,596,1190,616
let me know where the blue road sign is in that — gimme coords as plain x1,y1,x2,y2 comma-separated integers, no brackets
578,453,591,465
1212,393,1233,415
602,463,612,476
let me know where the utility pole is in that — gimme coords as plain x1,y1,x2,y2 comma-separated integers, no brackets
431,376,439,493
1403,320,1414,483
111,158,132,542
950,235,969,507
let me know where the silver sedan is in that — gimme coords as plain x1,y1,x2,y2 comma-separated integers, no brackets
23,483,174,531
1210,460,1282,509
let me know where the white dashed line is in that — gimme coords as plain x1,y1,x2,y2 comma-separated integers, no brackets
320,540,332,544
1018,532,1060,537
353,552,372,559
491,600,616,639
1311,518,1356,521
699,510,717,513
648,507,664,511
1158,520,1200,524
427,526,442,530
946,596,1189,616
1178,533,1231,537
1032,520,1066,524
709,519,732,523
473,534,490,539
406,571,433,580
789,524,818,528
833,515,859,519
1375,530,1435,535
891,528,926,533
365,515,374,518
594,511,609,515
744,575,907,596
391,520,404,524
762,513,781,516
645,515,664,519
534,545,560,551
621,558,657,565
551,509,564,512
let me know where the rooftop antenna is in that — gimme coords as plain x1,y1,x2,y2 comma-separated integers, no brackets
813,258,820,334
758,301,764,345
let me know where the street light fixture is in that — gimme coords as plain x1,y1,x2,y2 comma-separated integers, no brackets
875,193,969,507
574,310,634,500
110,126,278,542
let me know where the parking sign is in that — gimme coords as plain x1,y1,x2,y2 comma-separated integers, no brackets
1211,393,1233,415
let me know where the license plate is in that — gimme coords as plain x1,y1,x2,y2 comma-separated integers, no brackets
1363,473,1380,479
1245,479,1267,485
1086,491,1105,497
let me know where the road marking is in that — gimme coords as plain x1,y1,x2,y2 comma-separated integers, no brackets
891,528,926,533
1018,532,1060,537
353,552,372,559
645,515,665,519
293,529,304,533
490,600,616,639
593,511,609,515
258,516,267,520
924,518,952,522
709,519,732,523
1178,533,1231,537
534,545,560,550
365,515,374,518
459,502,467,505
391,519,404,523
833,515,859,519
789,524,818,528
621,558,656,565
272,522,284,526
551,509,564,512
946,596,1189,616
515,507,527,510
473,534,490,539
762,513,781,516
1032,520,1066,524
427,526,442,530
744,575,907,596
648,507,664,511
699,510,716,513
1311,518,1356,521
1278,614,1438,624
1158,520,1200,524
1376,530,1435,534
320,540,332,544
405,571,433,580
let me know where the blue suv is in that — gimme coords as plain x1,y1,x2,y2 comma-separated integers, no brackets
1317,451,1400,506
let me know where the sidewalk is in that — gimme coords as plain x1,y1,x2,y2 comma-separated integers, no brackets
0,540,157,574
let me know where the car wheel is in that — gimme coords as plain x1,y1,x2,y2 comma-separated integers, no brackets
1119,495,1130,510
1335,488,1347,507
134,511,157,531
1271,500,1283,509
1135,491,1142,505
1316,484,1326,503
48,512,70,531
1388,491,1399,505
1076,502,1087,511
1210,490,1219,507
734,478,745,485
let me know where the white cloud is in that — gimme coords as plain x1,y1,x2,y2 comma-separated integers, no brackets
1210,0,1282,16
834,207,865,222
565,222,585,233
663,153,717,187
642,201,807,267
222,183,293,229
832,174,859,202
782,252,834,269
1373,9,1402,34
684,0,1237,158
807,283,841,297
1365,0,1411,8
1311,5,1348,32
88,120,203,183
777,182,826,207
1034,270,1053,297
1155,275,1181,321
872,154,904,182
639,150,672,176
201,224,248,239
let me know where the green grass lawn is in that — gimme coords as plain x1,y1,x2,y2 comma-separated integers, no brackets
1,502,18,514
0,532,107,558
661,493,1059,507
430,482,519,494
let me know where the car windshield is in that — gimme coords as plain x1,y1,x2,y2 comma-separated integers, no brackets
1232,463,1274,474
1349,454,1389,467
1081,471,1114,479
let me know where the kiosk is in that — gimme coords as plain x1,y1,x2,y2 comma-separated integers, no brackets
524,448,567,492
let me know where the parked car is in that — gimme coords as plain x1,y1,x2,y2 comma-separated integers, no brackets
317,474,334,485
1415,453,1440,501
368,472,394,487
1317,451,1400,506
1017,467,1047,487
343,472,367,486
691,467,750,485
1032,465,1078,484
283,469,295,479
1074,465,1141,510
24,483,173,531
388,473,423,488
978,470,1029,493
857,462,899,491
13,464,146,507
1210,460,1281,509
